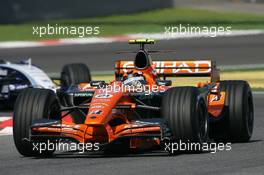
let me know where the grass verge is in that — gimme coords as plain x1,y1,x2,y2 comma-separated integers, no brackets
1,8,264,41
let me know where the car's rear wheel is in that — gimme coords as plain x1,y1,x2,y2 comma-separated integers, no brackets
210,80,254,142
13,88,61,157
61,63,91,88
60,63,91,123
161,87,208,152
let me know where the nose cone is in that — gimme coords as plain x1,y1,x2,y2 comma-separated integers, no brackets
85,82,123,125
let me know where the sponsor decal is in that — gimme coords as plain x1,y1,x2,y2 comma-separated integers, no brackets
1,85,9,93
91,103,109,107
90,105,103,109
0,69,8,76
119,61,211,74
211,94,221,102
9,84,29,91
89,110,103,115
93,99,110,103
95,94,113,98
74,92,93,97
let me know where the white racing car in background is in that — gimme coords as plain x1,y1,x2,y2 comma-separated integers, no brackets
0,59,57,109
0,58,92,110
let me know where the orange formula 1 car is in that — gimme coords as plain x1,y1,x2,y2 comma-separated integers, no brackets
13,39,254,157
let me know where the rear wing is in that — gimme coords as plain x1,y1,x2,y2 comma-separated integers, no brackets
115,60,220,82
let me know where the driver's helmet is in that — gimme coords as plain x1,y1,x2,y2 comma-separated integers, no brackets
122,72,146,87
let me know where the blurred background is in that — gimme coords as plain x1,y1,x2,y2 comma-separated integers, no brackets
1,0,264,24
1,0,264,40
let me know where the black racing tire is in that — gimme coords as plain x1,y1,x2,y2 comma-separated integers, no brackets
61,63,91,88
13,88,61,157
210,80,254,142
161,87,208,145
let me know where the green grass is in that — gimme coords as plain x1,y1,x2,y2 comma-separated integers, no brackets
1,8,264,41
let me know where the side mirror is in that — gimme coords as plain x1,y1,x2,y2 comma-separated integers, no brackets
90,81,106,88
156,80,172,86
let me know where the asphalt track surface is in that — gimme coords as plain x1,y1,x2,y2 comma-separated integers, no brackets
0,34,264,72
0,35,264,174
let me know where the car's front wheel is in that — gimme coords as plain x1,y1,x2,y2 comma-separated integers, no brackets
13,88,61,157
161,87,208,152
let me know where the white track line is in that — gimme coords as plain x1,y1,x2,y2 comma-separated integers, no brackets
0,30,264,49
0,117,12,122
128,30,264,40
253,91,264,95
0,127,13,136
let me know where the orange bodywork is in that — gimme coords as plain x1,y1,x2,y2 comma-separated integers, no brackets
208,92,225,117
31,60,226,149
